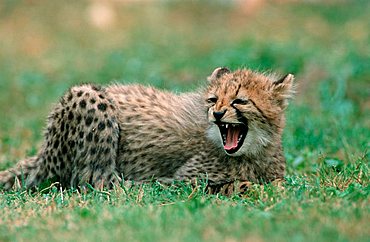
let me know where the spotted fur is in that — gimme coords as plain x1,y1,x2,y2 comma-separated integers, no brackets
0,68,294,193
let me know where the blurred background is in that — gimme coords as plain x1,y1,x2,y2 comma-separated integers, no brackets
0,0,368,170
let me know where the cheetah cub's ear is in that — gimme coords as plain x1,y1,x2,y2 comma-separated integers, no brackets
273,73,295,109
207,67,230,82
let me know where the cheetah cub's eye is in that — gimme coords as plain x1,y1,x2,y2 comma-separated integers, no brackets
207,96,218,104
231,98,248,106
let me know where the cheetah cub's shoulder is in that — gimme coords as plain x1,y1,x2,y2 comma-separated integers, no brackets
0,67,294,193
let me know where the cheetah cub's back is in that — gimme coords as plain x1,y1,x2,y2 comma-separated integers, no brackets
0,67,294,192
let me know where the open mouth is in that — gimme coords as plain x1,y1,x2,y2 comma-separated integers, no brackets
216,122,248,154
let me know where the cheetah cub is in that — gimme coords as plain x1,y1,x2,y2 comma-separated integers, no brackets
0,67,294,192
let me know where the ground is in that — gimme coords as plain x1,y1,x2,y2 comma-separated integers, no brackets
0,1,369,241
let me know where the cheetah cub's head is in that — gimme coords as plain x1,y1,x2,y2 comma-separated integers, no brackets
205,67,294,157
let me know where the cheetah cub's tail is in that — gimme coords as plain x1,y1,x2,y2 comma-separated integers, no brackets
0,156,42,190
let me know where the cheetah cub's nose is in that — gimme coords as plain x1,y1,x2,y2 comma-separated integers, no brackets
213,110,226,121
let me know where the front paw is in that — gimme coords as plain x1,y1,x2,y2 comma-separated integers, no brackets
207,180,251,196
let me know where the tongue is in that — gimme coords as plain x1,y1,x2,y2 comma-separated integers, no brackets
224,126,241,150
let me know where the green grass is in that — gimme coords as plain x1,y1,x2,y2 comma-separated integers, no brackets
0,1,369,241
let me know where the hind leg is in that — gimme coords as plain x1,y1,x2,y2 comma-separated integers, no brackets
1,84,121,190
48,84,121,188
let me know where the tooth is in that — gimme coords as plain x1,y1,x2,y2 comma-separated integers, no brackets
232,124,236,127
225,124,229,129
